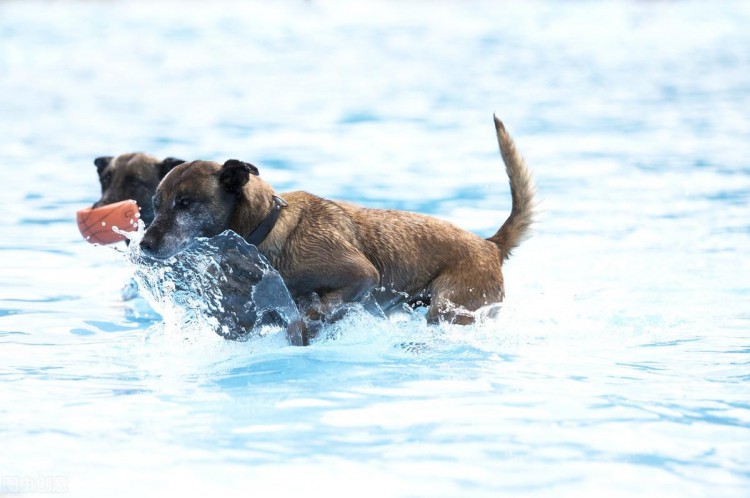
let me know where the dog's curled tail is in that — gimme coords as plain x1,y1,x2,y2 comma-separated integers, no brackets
487,115,536,262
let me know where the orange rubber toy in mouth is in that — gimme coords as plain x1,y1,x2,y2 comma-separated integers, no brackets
76,200,140,245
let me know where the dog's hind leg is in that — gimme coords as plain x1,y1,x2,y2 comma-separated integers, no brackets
427,302,475,325
425,270,504,325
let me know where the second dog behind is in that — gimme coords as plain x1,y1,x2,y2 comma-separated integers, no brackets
92,153,185,226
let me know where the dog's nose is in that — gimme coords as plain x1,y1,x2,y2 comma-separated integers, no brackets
139,234,156,256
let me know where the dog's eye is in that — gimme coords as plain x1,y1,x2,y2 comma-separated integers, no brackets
176,197,191,209
101,174,112,188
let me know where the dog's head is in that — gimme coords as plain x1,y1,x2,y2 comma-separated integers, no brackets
140,159,275,259
93,153,185,226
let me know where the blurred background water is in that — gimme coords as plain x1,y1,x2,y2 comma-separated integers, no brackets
0,0,749,496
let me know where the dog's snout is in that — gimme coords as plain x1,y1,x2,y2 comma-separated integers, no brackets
139,228,176,259
139,233,157,256
93,192,116,209
92,193,115,209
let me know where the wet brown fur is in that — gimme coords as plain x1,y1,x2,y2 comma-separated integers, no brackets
143,116,535,327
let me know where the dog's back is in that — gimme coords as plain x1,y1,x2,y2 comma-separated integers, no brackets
257,117,533,319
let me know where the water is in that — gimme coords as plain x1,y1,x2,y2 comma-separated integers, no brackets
127,229,304,343
1,0,749,496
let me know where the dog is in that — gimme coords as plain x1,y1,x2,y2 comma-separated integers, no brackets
94,154,307,344
140,116,535,329
93,153,185,226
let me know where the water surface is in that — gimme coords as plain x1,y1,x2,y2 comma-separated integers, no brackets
0,1,748,496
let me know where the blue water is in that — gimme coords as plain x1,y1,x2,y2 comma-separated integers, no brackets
1,0,749,496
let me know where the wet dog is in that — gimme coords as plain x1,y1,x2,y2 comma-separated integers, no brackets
93,153,185,226
140,116,535,328
94,153,307,343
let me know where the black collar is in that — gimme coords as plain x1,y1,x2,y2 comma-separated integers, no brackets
247,195,288,247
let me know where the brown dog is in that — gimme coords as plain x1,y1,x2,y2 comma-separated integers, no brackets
93,153,185,226
140,116,535,327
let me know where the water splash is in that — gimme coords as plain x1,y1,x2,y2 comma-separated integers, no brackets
118,227,303,344
111,220,516,349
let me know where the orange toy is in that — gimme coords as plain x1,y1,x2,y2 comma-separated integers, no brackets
77,200,140,245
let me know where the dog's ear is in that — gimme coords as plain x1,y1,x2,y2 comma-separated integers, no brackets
157,157,185,179
219,159,260,194
94,156,113,176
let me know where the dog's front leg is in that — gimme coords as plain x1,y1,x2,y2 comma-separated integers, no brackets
295,252,380,325
320,263,380,320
